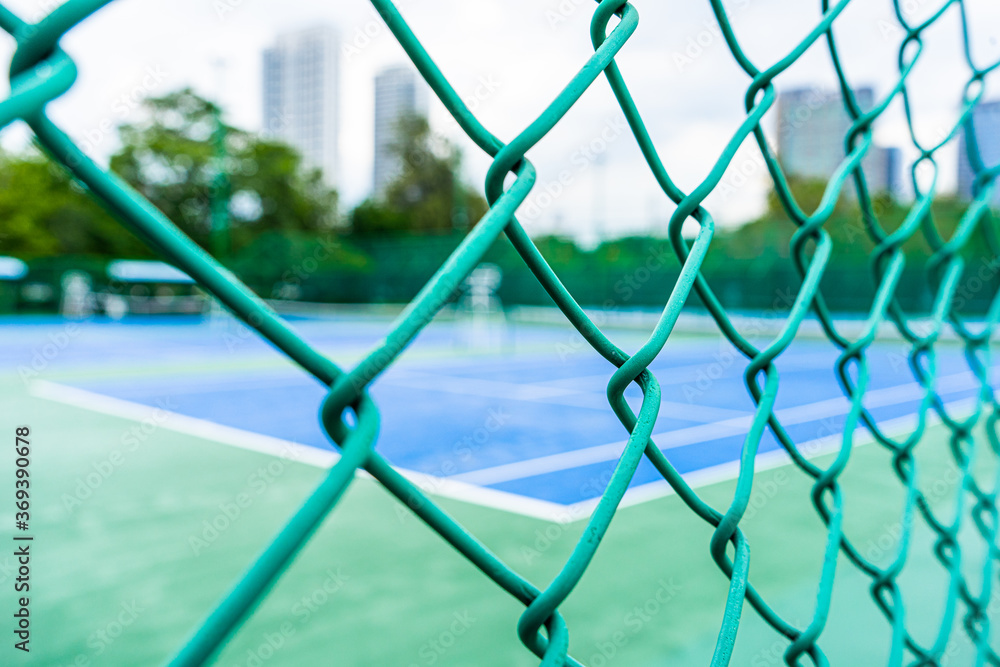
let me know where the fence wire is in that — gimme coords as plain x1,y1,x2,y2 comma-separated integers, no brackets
3,0,1000,665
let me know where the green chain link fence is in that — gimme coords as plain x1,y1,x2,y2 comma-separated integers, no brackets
4,0,1000,664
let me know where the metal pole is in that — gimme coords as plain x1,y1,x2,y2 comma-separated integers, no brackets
210,59,230,263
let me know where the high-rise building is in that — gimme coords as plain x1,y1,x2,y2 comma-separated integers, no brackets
957,100,1000,207
864,145,901,197
262,26,340,187
373,65,428,198
775,87,899,197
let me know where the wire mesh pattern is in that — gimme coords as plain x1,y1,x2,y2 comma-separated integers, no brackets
4,0,1000,664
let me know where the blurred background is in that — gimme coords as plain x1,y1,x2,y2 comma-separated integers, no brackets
0,0,998,317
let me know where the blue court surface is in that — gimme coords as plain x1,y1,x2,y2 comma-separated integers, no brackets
4,312,994,517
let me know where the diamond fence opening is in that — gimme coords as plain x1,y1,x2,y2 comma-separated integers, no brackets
3,0,1000,665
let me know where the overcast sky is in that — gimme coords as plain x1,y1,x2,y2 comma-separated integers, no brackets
1,0,999,245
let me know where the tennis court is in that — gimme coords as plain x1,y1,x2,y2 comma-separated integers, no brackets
13,313,991,514
4,312,998,665
4,0,1000,663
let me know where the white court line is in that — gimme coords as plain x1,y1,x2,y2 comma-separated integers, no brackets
540,392,753,422
447,367,994,487
385,369,750,423
529,354,835,390
82,374,318,397
28,380,572,522
565,396,976,518
29,371,993,525
385,370,582,401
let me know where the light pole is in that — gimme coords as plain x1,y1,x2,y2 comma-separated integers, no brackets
209,58,230,264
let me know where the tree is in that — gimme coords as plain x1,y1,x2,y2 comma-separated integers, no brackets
350,114,488,236
0,149,150,258
110,88,339,257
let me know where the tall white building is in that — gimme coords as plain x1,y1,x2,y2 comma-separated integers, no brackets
776,87,899,197
373,65,428,198
262,26,340,187
958,100,1000,207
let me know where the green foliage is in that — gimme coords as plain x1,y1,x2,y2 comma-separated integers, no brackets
230,230,370,300
0,149,151,258
3,92,994,315
350,114,487,236
348,199,408,237
110,88,339,256
721,178,997,269
763,176,843,219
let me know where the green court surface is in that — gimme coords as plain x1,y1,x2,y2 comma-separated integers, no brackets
4,367,998,666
